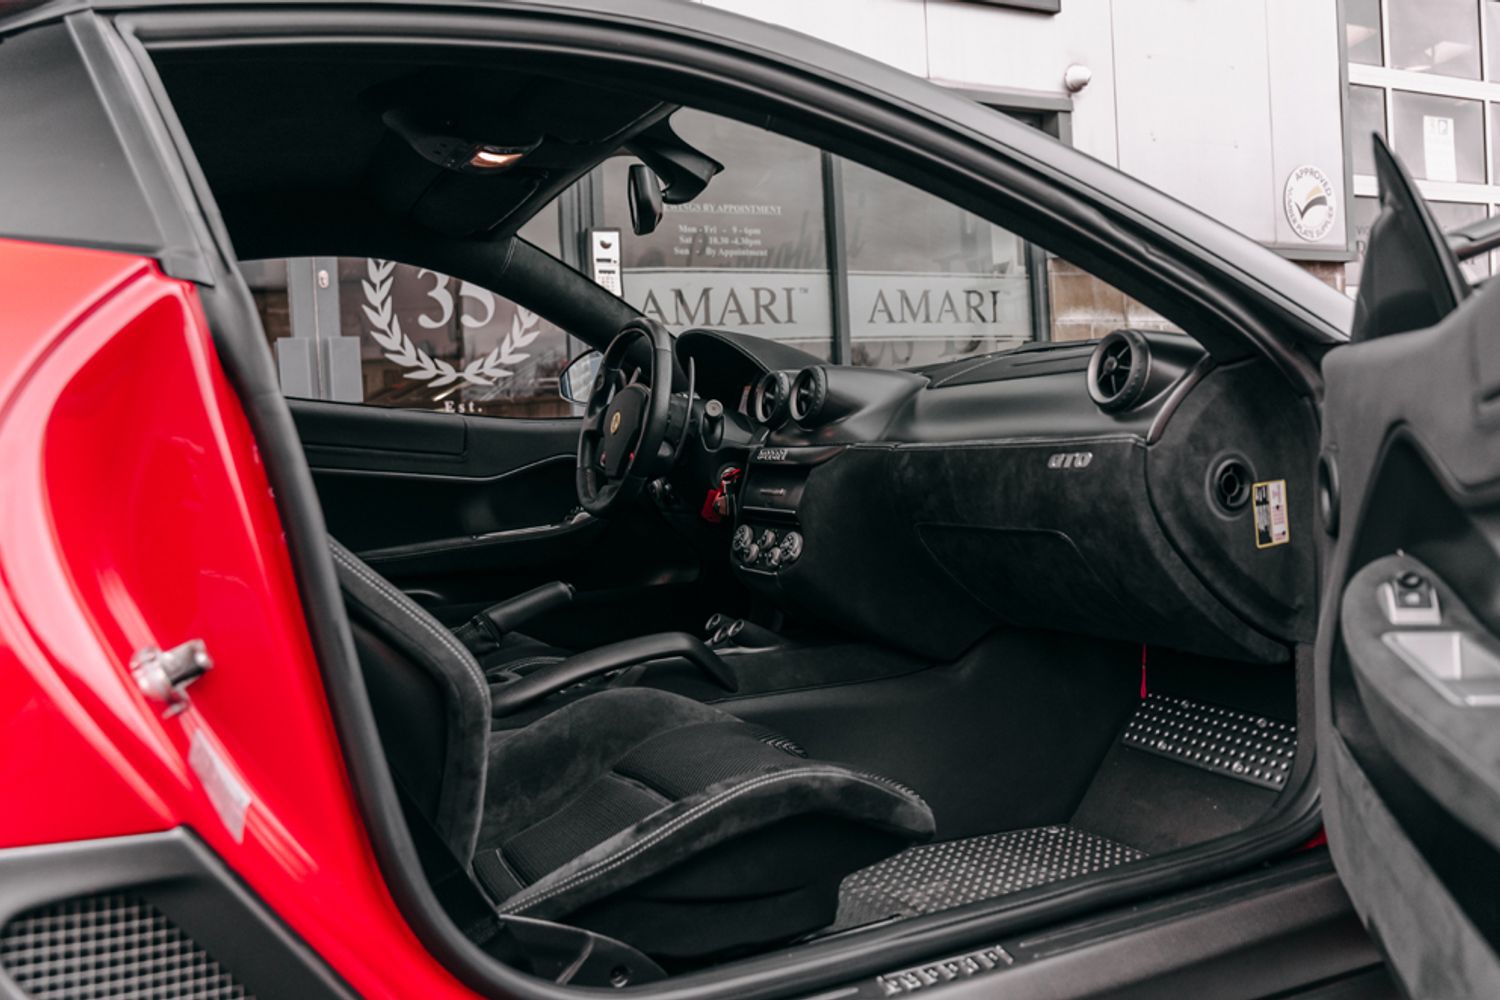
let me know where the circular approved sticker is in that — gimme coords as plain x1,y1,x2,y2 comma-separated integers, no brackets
1284,165,1336,242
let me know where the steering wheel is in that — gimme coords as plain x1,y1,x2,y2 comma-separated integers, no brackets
576,318,675,516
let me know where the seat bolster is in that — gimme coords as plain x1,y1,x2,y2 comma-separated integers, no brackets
329,538,490,861
497,765,936,922
481,688,734,840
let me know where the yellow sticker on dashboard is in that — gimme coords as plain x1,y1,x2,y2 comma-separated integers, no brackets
1253,479,1290,549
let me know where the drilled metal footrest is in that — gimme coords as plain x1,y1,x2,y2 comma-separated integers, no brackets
1121,693,1295,790
834,826,1144,931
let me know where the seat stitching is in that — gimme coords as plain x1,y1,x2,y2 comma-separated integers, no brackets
333,546,477,676
498,767,913,914
331,544,487,705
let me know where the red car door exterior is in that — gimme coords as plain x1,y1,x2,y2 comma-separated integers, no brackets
0,236,476,998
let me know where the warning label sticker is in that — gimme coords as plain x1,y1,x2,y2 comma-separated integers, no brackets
1253,479,1290,549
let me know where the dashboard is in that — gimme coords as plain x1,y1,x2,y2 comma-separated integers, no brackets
674,327,1318,665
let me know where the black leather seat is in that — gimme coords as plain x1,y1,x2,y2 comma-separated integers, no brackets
329,539,935,961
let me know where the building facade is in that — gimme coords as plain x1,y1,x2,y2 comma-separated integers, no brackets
250,0,1487,420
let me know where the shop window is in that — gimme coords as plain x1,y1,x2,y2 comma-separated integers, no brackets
837,159,1034,367
1388,0,1482,79
591,108,1183,365
1488,1,1500,79
1491,102,1500,180
1428,200,1491,281
1345,0,1383,66
1391,90,1486,182
1349,85,1387,176
1344,195,1382,297
599,111,835,360
1346,198,1491,294
247,255,579,418
1493,204,1500,276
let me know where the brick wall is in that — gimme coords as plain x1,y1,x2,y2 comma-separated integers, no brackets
1046,257,1348,343
1046,258,1180,343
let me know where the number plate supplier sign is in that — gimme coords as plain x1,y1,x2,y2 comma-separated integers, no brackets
1283,165,1336,243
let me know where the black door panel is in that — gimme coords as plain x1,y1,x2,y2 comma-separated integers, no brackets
289,398,711,634
293,400,579,475
307,457,579,552
1319,262,1500,995
291,399,580,551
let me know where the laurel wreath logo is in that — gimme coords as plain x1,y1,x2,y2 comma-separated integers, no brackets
361,258,543,387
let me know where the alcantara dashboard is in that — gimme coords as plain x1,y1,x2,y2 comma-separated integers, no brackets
676,327,1317,665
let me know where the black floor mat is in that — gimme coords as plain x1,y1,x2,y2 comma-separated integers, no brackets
833,825,1146,931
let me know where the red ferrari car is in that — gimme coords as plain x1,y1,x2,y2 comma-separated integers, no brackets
0,1,1491,997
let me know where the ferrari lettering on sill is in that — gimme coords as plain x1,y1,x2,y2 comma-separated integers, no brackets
874,943,1015,995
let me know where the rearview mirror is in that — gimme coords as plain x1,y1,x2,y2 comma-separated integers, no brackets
559,350,604,405
628,164,664,236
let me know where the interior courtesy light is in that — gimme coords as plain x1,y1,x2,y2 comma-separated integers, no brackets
381,105,541,174
469,147,527,170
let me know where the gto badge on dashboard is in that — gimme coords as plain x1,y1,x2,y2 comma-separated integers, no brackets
1048,451,1093,469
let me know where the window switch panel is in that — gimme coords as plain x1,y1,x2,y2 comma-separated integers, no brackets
1380,573,1442,627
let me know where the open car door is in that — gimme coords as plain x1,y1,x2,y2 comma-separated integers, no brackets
1318,136,1500,995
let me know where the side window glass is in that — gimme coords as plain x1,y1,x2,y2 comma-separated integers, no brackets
599,111,835,360
245,256,580,418
592,108,1177,369
838,159,1034,367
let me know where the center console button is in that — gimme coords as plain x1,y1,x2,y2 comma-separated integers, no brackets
765,547,783,569
780,531,804,564
758,528,778,550
732,525,753,553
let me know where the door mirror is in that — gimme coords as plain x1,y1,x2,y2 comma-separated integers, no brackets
559,350,604,405
627,163,664,236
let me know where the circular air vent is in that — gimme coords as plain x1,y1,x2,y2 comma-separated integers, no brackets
1087,330,1151,412
753,370,791,427
1209,455,1254,515
789,366,828,426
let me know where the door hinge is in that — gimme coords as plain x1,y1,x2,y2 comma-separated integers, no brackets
130,639,213,717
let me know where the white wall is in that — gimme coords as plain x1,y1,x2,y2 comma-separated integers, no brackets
698,0,1347,252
